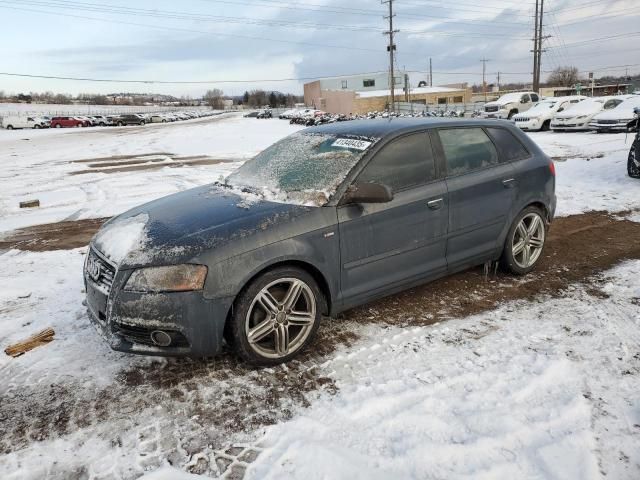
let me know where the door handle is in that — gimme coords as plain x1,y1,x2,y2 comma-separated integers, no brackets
502,178,516,188
427,198,443,210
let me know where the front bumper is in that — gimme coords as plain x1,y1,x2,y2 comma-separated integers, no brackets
84,249,233,357
480,111,508,119
550,120,590,130
514,118,543,131
589,121,632,132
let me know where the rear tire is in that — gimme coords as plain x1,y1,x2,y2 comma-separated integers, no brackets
229,266,322,366
500,206,547,275
6,125,13,130
628,142,640,178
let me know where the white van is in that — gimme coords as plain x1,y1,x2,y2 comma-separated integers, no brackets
1,115,47,129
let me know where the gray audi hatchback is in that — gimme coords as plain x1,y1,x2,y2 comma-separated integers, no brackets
84,118,555,365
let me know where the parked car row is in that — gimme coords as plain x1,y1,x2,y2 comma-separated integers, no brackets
479,91,640,133
0,110,218,130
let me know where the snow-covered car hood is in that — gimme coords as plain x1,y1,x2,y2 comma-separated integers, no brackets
92,184,315,268
554,105,602,119
592,103,640,121
484,101,506,108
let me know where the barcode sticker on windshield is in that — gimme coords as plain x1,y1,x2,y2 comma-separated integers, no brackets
332,138,372,151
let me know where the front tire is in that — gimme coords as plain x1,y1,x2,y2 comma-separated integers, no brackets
628,142,640,178
500,206,547,275
229,266,322,366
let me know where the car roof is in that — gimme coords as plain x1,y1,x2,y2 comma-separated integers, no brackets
303,117,511,140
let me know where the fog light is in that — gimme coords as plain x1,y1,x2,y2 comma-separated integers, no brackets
150,330,172,347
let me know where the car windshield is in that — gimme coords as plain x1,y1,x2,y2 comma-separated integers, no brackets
528,100,556,113
226,132,376,206
497,93,524,103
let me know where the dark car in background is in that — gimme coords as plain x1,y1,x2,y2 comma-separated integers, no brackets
85,118,556,365
628,107,640,178
112,114,146,126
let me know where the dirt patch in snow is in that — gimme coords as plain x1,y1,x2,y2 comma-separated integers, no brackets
0,217,108,252
68,153,239,175
341,211,640,326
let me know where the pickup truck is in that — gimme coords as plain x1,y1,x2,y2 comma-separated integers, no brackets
481,92,540,120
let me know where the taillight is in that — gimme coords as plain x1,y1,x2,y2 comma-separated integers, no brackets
549,160,556,176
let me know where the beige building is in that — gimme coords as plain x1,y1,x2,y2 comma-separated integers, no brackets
304,82,472,115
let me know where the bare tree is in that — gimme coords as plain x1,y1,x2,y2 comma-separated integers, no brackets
204,89,225,109
547,66,580,87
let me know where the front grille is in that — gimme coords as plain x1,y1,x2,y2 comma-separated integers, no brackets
515,117,529,122
485,105,499,112
86,248,116,293
597,119,617,125
111,322,190,348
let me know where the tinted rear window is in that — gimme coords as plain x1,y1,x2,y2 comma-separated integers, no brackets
486,127,530,161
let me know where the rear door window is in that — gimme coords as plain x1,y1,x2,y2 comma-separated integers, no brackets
438,128,499,176
357,132,436,191
486,127,530,161
521,94,531,103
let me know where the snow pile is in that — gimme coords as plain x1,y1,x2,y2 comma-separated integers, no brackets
247,262,640,479
93,213,149,265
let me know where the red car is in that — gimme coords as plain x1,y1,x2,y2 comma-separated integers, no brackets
50,116,83,128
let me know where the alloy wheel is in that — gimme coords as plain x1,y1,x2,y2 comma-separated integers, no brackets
244,278,316,359
512,213,545,269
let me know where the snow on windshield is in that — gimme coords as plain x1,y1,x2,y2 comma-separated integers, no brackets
527,101,556,114
226,132,377,206
496,93,525,104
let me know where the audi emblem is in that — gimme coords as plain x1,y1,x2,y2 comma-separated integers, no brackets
86,255,101,281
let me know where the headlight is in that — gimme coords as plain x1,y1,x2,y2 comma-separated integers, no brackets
619,118,633,123
125,264,207,292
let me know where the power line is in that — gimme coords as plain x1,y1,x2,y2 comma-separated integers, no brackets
0,4,384,52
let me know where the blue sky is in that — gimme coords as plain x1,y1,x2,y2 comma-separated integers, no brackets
0,0,637,97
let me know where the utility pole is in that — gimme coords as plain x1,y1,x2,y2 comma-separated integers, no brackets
382,0,398,112
429,57,433,86
532,0,539,90
536,0,545,91
497,71,501,91
480,58,490,102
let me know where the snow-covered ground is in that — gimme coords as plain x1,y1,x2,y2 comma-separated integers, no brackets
1,117,639,479
248,262,640,480
0,113,303,232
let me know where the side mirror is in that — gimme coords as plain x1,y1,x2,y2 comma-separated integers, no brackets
634,107,640,115
343,182,393,204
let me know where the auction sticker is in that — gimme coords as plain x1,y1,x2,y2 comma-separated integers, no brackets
332,138,372,151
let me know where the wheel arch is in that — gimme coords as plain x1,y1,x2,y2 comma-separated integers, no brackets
232,259,332,316
525,200,551,223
